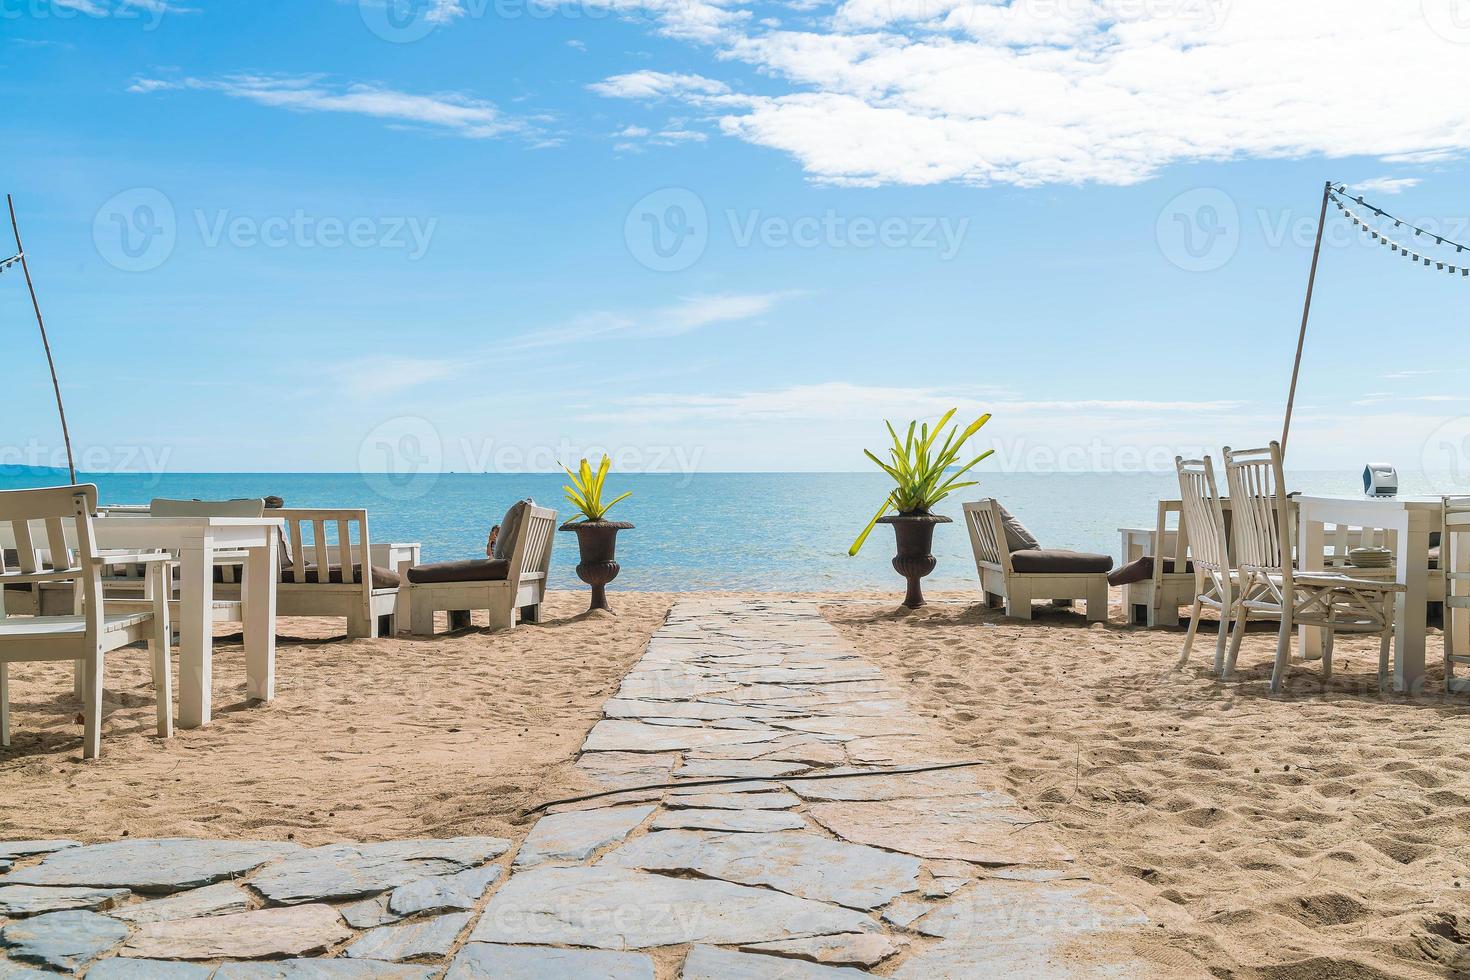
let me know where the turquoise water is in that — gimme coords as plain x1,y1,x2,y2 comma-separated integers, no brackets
0,470,1446,592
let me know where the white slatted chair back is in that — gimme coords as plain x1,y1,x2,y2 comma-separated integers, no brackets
0,485,102,625
1175,457,1229,575
276,509,372,584
962,499,1011,573
1442,497,1470,691
1223,443,1293,586
507,505,558,584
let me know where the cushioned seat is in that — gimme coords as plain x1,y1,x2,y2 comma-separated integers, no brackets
406,558,510,585
1108,555,1192,587
280,563,401,589
1010,549,1114,575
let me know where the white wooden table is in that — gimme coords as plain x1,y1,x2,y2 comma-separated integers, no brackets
92,515,283,728
1296,495,1456,693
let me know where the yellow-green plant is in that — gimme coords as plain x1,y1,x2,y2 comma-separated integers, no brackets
562,454,633,522
849,409,993,555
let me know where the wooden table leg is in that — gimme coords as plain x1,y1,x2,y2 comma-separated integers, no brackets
243,533,278,702
178,543,214,729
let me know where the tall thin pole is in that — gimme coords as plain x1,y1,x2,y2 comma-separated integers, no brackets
7,194,76,484
1281,180,1333,458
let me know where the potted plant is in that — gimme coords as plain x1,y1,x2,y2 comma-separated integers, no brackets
849,409,993,608
559,455,634,613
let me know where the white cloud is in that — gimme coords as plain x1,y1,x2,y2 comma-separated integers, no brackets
513,291,793,348
129,74,522,139
567,39,588,51
588,0,1470,186
424,0,466,24
1353,176,1423,196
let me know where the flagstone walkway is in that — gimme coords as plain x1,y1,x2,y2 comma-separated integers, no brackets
0,598,1159,978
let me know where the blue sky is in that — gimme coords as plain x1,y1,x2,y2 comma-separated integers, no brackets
3,0,1470,476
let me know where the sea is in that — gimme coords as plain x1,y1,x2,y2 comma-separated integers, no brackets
0,470,1455,592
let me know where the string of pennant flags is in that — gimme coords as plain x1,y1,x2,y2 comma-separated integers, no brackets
0,251,21,275
1329,183,1469,279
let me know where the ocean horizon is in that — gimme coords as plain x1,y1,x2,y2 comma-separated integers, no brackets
2,468,1453,592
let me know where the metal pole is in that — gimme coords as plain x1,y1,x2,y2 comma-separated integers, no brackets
7,194,77,484
1281,180,1333,458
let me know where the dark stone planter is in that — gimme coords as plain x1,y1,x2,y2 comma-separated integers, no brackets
877,512,952,609
560,520,634,613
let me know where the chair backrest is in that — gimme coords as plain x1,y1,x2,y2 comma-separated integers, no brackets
150,498,266,518
1174,457,1229,574
507,504,558,584
962,499,1012,574
0,484,103,626
1222,442,1293,582
275,509,372,586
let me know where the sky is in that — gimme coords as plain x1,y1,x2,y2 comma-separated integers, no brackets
3,0,1470,478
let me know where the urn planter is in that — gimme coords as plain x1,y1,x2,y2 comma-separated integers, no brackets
560,519,634,613
877,511,952,609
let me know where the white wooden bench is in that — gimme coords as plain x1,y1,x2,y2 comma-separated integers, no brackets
408,504,557,634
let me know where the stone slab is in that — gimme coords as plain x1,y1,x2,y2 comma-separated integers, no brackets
121,904,351,960
512,806,653,868
471,866,878,948
582,720,786,754
741,932,903,968
681,945,870,978
785,768,1002,803
387,863,501,916
0,886,129,917
0,845,77,863
808,798,1074,865
445,943,655,979
214,963,435,979
109,881,250,924
249,838,508,905
0,961,60,980
87,959,213,979
674,760,810,779
666,791,801,810
344,912,470,962
339,895,400,929
1,840,298,894
0,910,127,972
911,879,1148,943
651,809,808,833
601,830,921,910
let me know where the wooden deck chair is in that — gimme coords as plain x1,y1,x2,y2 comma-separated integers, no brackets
1223,443,1403,694
0,485,174,758
962,498,1111,621
408,503,557,635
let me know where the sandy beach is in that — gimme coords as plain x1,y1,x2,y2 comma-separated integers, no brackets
3,589,1469,977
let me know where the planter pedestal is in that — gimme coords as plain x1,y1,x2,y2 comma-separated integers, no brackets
877,512,952,609
560,520,634,613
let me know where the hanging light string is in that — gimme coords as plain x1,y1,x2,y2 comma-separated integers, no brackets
1328,183,1470,279
0,251,20,274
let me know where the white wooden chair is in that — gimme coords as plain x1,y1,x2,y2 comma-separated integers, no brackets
1440,497,1470,694
0,484,174,758
408,504,557,635
1223,443,1403,694
962,499,1110,621
1174,455,1242,676
251,509,401,638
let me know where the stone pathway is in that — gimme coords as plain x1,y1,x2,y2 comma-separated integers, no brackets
0,599,1157,978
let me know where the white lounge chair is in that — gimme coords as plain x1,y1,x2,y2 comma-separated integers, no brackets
0,484,174,758
962,498,1112,621
261,509,403,639
408,502,557,635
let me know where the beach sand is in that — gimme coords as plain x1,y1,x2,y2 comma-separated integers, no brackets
3,588,1469,977
825,592,1470,979
0,591,671,846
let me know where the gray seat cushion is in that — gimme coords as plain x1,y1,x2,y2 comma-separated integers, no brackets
996,504,1041,552
492,499,534,561
407,559,510,585
1010,549,1114,575
280,563,401,589
1108,555,1191,587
